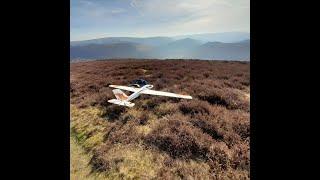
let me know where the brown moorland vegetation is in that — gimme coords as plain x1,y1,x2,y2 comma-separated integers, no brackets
70,59,250,179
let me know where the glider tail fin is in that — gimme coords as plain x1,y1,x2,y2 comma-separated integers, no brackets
108,89,134,107
112,89,128,101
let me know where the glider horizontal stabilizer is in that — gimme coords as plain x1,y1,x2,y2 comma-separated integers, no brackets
108,99,135,107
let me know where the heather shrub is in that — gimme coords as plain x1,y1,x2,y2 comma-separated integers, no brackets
107,119,144,144
198,88,249,111
207,142,232,170
90,153,110,172
189,108,247,148
179,100,211,116
104,105,126,121
190,117,224,141
198,88,229,107
214,169,249,180
89,142,113,172
155,102,178,117
231,142,250,170
141,99,158,110
82,91,113,107
233,121,250,140
144,116,214,159
138,113,149,125
156,159,212,179
122,108,143,121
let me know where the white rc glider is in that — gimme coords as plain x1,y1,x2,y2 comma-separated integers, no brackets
108,79,192,107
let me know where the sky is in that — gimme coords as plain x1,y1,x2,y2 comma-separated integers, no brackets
71,0,250,41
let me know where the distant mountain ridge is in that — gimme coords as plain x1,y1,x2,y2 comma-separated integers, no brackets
172,32,250,43
192,40,250,60
70,32,250,61
71,36,174,47
70,42,153,59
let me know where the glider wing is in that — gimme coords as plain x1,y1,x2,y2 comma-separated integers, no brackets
141,89,192,99
109,85,138,92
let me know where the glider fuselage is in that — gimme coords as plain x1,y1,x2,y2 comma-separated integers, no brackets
108,83,191,107
127,84,153,102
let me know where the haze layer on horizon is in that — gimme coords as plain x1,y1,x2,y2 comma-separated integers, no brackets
71,0,250,41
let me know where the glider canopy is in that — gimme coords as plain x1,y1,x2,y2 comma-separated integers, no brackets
129,79,149,87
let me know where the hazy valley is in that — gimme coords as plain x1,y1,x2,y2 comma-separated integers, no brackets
70,32,250,61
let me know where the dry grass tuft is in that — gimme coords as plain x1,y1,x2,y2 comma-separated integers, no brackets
91,144,166,179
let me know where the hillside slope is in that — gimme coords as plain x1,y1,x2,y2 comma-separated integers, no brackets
192,40,250,60
70,59,250,179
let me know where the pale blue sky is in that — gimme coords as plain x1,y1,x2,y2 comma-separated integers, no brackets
71,0,250,41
